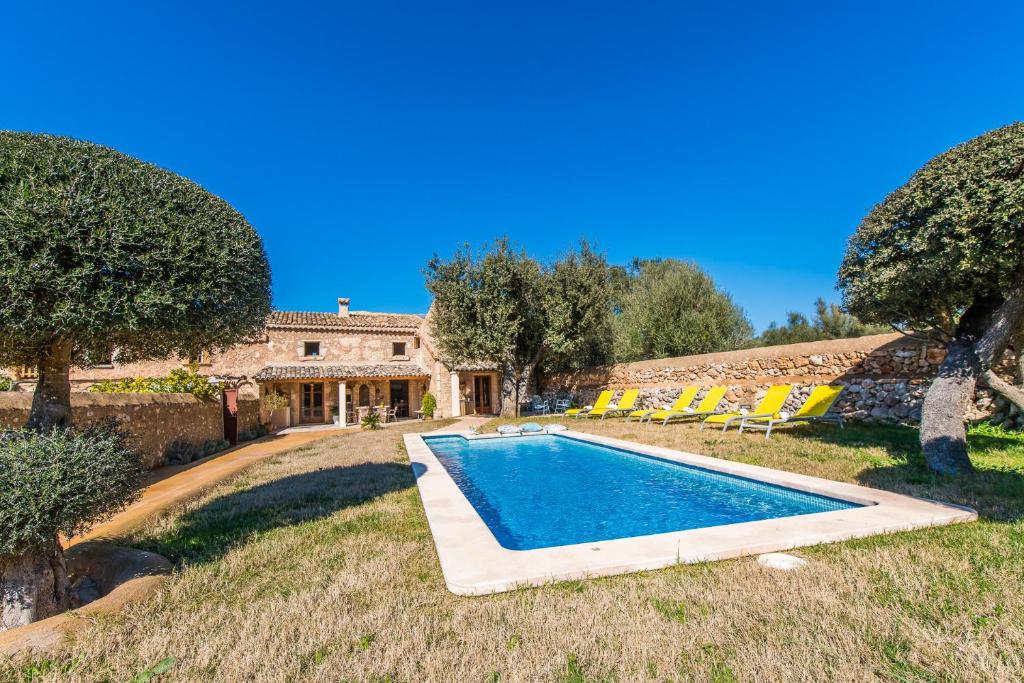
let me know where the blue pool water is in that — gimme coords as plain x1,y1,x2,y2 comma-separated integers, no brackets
423,434,861,550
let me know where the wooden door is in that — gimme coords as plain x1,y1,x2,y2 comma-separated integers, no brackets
474,375,492,413
301,383,324,423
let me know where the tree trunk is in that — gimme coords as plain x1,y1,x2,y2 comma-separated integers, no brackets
499,362,541,417
26,338,73,431
1,538,73,631
499,365,519,417
921,283,1024,474
920,338,981,475
982,369,1024,414
1013,331,1024,386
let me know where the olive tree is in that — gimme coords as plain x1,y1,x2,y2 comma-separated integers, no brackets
425,239,614,415
839,122,1024,474
613,258,752,361
0,132,272,429
1,426,142,629
0,132,271,628
759,298,888,346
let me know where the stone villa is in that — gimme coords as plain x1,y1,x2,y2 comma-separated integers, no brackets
6,298,500,427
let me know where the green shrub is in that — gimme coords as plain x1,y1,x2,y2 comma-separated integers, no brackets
165,438,230,466
0,424,143,556
421,392,437,419
238,423,270,442
89,365,221,400
0,374,13,392
262,391,290,411
361,412,382,430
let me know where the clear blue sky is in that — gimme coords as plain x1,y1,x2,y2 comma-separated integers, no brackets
2,1,1022,332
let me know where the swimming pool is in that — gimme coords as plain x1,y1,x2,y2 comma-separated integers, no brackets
405,429,975,594
424,434,860,550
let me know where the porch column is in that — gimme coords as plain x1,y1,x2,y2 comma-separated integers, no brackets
339,381,347,427
450,371,462,417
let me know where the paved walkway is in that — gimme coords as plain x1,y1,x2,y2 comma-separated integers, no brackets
71,428,352,545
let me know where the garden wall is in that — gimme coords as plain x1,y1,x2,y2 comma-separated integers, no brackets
237,397,260,436
543,333,1020,428
0,393,226,469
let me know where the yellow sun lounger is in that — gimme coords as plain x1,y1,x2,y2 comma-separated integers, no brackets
628,387,698,422
587,389,640,418
648,386,728,425
738,385,846,438
565,390,613,417
701,385,793,432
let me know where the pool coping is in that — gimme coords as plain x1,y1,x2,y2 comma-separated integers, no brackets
404,430,977,595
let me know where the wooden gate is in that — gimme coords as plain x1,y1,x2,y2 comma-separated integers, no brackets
222,388,238,445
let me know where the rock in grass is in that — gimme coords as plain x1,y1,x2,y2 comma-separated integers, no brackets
757,553,808,571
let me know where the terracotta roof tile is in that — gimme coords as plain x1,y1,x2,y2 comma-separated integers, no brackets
253,363,431,381
267,310,424,331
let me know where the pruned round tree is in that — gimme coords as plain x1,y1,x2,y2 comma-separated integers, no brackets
839,122,1024,474
0,131,271,628
0,132,272,429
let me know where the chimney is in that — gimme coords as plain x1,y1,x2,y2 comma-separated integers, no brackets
338,297,351,317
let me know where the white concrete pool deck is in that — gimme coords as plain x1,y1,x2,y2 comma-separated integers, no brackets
404,429,977,595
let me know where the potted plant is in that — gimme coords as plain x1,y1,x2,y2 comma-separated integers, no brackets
262,391,291,431
330,405,340,424
421,392,437,420
361,411,382,430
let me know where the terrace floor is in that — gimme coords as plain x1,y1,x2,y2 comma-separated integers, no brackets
7,417,1023,681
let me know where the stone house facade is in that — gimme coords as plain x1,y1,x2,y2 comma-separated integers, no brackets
5,297,501,428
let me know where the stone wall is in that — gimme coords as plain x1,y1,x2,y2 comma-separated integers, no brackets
0,393,226,469
543,333,1019,427
237,398,261,437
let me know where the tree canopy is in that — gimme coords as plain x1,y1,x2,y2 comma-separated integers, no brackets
759,298,889,347
425,239,614,414
839,122,1024,336
838,122,1024,474
0,423,142,626
612,258,752,362
0,132,272,427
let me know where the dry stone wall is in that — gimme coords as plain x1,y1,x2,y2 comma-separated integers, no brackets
0,393,226,468
543,333,1019,427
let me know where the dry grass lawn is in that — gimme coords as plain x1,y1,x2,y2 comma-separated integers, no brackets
3,417,1024,682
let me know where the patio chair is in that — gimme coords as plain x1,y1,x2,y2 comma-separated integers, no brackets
566,390,613,418
586,389,640,419
553,396,573,413
700,385,793,432
529,395,550,415
387,406,398,422
628,386,698,422
738,385,846,438
646,386,729,426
